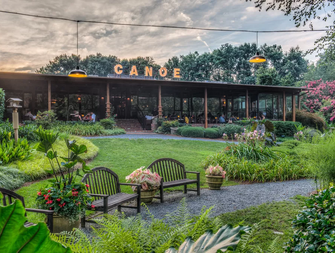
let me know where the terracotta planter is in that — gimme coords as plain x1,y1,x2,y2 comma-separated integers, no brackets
52,215,80,233
206,175,223,190
140,189,157,204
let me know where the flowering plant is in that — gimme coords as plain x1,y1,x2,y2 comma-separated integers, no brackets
36,182,93,222
235,130,265,146
34,127,93,221
294,131,305,141
126,167,162,191
205,165,226,178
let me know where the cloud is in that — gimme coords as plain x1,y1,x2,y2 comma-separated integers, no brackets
0,0,331,72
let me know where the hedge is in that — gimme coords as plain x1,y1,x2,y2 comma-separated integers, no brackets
272,121,302,137
204,128,220,138
181,127,204,138
286,110,326,131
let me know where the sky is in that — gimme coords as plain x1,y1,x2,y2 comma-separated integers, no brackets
0,0,332,72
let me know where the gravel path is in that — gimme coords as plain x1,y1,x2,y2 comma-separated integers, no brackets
103,179,315,220
85,133,236,143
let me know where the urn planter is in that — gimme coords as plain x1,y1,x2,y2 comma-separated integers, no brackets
206,175,223,190
140,189,157,204
52,215,80,233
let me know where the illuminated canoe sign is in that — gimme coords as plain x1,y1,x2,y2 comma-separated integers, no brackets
114,64,181,78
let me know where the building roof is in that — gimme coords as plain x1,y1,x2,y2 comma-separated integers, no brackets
0,71,308,94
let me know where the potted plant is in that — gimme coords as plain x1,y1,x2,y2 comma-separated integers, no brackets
205,165,226,190
34,127,93,233
126,167,161,203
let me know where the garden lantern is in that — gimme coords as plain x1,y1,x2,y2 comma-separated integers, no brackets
7,98,22,142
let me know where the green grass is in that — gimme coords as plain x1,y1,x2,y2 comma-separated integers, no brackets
217,196,307,252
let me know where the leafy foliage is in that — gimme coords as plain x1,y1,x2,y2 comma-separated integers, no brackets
0,166,29,190
35,110,57,129
156,120,179,134
204,128,220,138
285,187,335,252
52,199,229,253
0,200,71,253
286,110,326,131
99,118,116,129
225,143,278,162
202,152,309,183
272,121,302,137
181,127,205,138
52,123,105,136
166,225,249,253
0,134,32,165
218,124,244,139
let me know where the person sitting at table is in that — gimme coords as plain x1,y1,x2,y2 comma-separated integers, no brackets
25,110,36,120
83,113,91,121
219,114,225,124
72,111,82,121
184,114,189,124
90,112,96,122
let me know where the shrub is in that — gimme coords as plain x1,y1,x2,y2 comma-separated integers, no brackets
285,187,335,252
286,110,326,131
204,128,220,138
99,118,116,129
234,120,253,126
0,136,32,165
218,124,244,139
19,124,39,142
157,120,179,134
52,123,105,136
0,88,5,122
0,166,29,190
101,128,126,136
181,127,204,138
225,143,278,162
264,120,274,132
176,125,192,135
35,110,57,129
202,152,309,183
272,121,302,137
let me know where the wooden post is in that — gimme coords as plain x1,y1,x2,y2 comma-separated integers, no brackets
48,81,51,111
298,94,301,110
204,88,208,128
158,85,162,118
283,91,286,121
106,83,111,118
292,94,296,122
245,89,249,119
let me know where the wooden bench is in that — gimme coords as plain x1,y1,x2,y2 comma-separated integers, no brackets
81,167,141,228
0,187,54,232
147,158,200,203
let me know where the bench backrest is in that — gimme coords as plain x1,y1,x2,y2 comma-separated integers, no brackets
147,158,186,182
0,188,26,207
82,167,120,200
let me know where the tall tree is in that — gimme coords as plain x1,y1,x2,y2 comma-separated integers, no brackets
36,54,79,75
81,53,119,76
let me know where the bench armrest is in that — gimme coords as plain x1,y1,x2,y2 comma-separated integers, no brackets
90,193,109,198
26,208,54,214
185,171,200,174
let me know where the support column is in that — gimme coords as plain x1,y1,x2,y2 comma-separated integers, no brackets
298,94,301,110
106,83,111,118
283,91,286,121
158,85,162,118
48,81,51,111
204,88,208,128
245,89,249,119
292,94,296,122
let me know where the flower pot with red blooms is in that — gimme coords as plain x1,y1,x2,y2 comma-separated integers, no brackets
126,167,162,204
205,165,226,190
34,128,94,232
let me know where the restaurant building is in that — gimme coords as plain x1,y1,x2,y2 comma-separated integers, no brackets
0,72,306,127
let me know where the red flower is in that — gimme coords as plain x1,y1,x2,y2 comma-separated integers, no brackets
91,205,95,209
86,189,89,193
47,189,51,193
50,208,52,210
85,184,89,188
59,204,63,207
56,198,61,202
78,202,81,205
62,203,66,207
37,192,42,196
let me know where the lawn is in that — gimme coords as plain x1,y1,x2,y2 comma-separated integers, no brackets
15,138,235,223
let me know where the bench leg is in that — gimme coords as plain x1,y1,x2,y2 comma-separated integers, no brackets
81,216,86,228
197,173,200,196
47,213,53,233
137,187,141,213
117,206,121,212
160,185,164,203
184,185,187,194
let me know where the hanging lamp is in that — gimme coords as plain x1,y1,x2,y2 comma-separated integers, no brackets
68,21,87,77
249,32,266,63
